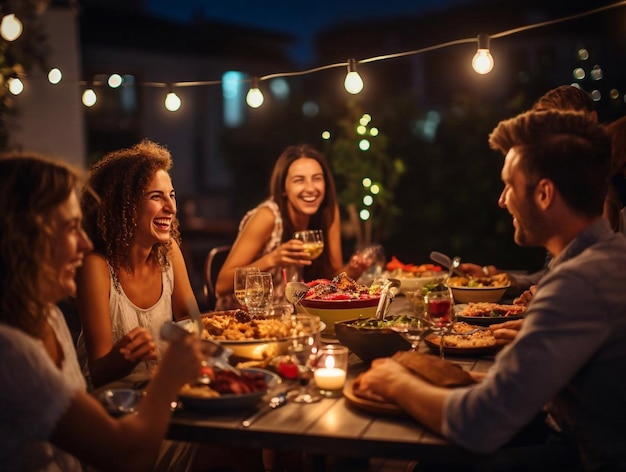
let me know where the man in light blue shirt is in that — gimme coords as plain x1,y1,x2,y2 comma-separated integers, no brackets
359,110,626,470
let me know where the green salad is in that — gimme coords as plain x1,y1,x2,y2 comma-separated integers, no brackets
350,314,422,329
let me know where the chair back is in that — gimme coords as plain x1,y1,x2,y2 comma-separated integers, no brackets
203,244,231,310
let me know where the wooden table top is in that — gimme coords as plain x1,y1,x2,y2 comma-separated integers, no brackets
167,350,494,463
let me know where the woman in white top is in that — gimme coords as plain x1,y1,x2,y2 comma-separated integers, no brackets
0,152,203,471
76,140,199,388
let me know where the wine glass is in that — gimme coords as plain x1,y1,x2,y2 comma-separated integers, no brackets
234,266,260,309
286,314,322,403
244,271,273,317
391,316,427,351
294,230,324,260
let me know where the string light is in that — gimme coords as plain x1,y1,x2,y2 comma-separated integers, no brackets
246,77,264,108
48,68,62,84
344,58,364,94
82,83,97,107
164,86,182,112
107,73,123,88
0,13,23,41
13,1,626,111
472,33,494,74
8,77,23,95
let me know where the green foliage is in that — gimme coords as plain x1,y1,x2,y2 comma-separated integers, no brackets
326,101,405,247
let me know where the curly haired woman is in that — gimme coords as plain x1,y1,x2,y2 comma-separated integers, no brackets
76,139,198,388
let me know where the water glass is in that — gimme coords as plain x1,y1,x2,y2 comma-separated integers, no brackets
234,266,259,308
244,271,273,317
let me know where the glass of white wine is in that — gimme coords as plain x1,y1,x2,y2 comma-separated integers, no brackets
294,229,324,260
234,266,259,309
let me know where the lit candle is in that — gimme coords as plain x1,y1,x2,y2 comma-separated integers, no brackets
314,355,346,390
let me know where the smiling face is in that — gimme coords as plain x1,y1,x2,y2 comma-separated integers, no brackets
284,157,326,221
498,148,547,247
135,169,176,247
49,190,93,301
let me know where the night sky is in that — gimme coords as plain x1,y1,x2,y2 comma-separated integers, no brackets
145,0,487,65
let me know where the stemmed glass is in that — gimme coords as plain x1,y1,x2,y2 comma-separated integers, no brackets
286,314,322,404
244,271,273,317
234,266,259,309
294,229,324,260
391,316,427,351
291,230,324,282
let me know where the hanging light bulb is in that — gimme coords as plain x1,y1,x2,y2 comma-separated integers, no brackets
82,86,97,107
48,68,62,84
164,86,182,112
246,77,264,108
0,13,23,41
472,34,494,75
8,77,23,95
344,58,364,94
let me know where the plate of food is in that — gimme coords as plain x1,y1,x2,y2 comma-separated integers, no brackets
423,322,499,356
454,302,526,326
177,367,281,412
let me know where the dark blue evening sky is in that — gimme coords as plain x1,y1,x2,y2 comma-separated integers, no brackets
145,0,482,65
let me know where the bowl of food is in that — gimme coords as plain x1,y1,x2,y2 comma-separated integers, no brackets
297,272,382,338
177,311,325,366
383,257,447,294
446,274,510,304
334,315,416,363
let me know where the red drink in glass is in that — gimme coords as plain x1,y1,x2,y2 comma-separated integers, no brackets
425,291,452,328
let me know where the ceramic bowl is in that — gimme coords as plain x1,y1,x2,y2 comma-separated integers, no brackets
334,318,411,363
298,297,380,338
446,284,510,304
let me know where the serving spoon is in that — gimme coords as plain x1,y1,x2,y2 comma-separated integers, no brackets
285,281,312,315
429,251,465,277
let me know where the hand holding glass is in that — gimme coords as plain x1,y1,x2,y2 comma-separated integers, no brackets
294,230,324,260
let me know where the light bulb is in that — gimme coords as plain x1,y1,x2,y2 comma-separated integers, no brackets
246,77,264,108
8,77,23,95
344,58,363,94
165,91,181,112
108,73,123,88
0,14,23,41
48,68,62,84
472,34,494,75
82,88,97,107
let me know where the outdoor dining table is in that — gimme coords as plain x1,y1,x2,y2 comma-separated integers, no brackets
166,346,496,467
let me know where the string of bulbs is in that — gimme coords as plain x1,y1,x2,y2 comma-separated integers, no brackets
3,0,626,111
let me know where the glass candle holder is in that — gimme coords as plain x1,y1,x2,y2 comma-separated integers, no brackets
313,345,348,397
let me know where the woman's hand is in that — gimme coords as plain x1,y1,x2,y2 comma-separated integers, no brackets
513,285,537,306
118,327,157,364
488,319,524,346
271,239,311,267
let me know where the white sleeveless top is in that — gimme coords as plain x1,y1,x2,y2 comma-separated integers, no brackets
77,261,174,385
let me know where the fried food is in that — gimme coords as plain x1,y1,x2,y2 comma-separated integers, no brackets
458,302,526,318
425,322,496,348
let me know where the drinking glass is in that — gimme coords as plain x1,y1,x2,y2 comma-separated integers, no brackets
424,289,453,331
391,316,427,351
286,314,322,403
294,230,324,260
244,271,273,317
234,266,260,309
424,289,453,359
